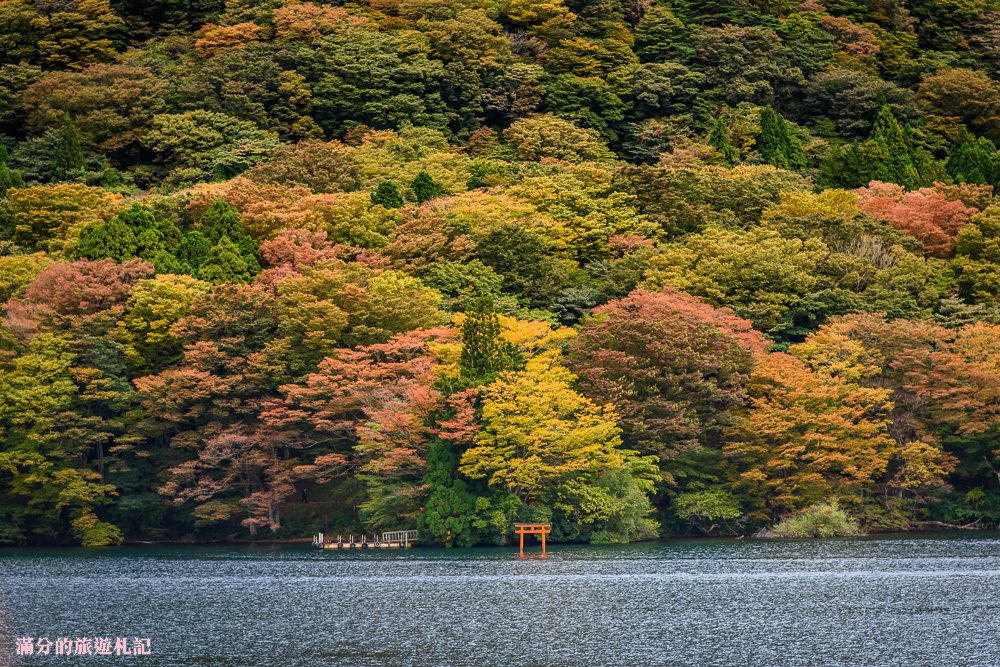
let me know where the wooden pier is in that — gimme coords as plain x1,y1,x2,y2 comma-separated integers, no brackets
312,530,418,550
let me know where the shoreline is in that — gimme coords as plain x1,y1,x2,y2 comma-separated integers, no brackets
1,528,996,549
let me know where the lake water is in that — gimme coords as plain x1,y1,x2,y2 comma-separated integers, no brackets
2,535,999,666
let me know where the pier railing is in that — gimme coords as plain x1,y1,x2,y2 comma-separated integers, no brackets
381,530,419,544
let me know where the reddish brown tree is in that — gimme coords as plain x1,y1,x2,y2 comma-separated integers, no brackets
159,427,296,534
566,289,767,488
25,258,153,317
857,182,979,257
260,327,455,528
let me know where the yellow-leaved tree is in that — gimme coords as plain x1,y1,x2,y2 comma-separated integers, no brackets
459,352,658,543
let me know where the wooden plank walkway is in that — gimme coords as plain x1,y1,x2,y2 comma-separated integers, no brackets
312,530,418,550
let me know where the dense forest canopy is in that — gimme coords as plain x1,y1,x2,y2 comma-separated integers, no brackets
1,0,999,546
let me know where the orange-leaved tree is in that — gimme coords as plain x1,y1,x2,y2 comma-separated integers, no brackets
724,352,895,521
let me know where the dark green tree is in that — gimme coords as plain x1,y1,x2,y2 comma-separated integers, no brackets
544,74,628,142
476,224,564,307
775,11,837,78
757,106,807,170
417,439,483,547
371,181,404,208
947,128,999,186
869,105,918,187
818,143,853,188
0,144,23,194
411,171,444,204
51,114,85,182
819,140,898,189
458,296,521,385
708,115,739,166
418,438,516,548
175,231,214,275
903,123,939,187
673,0,763,26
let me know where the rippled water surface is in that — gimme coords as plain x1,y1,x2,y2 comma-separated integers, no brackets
2,535,1000,666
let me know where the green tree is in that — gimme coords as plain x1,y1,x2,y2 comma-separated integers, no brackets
411,170,444,204
174,231,214,275
696,25,803,107
757,106,807,170
476,224,565,307
77,215,137,262
418,438,515,547
305,28,449,136
51,114,85,182
869,105,918,187
349,271,444,345
634,4,696,62
0,1,40,67
458,297,521,385
142,110,278,182
77,204,181,263
674,0,760,25
422,259,503,311
674,488,742,534
371,180,404,209
947,128,999,186
641,226,846,338
954,205,1000,304
0,144,23,193
198,200,261,274
199,235,253,284
708,116,739,166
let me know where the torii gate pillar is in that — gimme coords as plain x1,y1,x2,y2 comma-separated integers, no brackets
514,523,551,558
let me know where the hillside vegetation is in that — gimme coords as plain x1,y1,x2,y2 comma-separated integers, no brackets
1,0,999,545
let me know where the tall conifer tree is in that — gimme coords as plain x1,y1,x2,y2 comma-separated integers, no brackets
869,105,918,188
709,116,739,166
51,114,85,182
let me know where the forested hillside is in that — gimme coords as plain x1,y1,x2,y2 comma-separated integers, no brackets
1,0,999,546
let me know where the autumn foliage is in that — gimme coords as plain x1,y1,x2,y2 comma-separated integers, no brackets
2,0,1000,546
857,182,980,257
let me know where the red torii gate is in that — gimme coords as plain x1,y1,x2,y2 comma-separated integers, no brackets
514,523,551,557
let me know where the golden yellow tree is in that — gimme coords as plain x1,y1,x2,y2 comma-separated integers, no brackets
725,353,895,519
459,352,658,541
460,353,625,499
